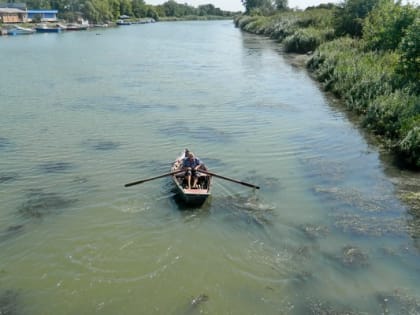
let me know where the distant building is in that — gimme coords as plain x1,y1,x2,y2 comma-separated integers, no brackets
0,3,58,23
0,2,26,23
27,10,58,22
0,8,27,23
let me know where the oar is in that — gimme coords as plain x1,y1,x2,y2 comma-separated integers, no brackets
198,169,260,189
124,170,184,187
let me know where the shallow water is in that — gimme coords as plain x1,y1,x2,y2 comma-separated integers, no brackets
0,21,419,314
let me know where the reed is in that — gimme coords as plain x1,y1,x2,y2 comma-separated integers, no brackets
283,27,334,53
235,9,334,52
308,38,419,167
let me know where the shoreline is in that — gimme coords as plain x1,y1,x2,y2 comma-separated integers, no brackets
279,39,420,213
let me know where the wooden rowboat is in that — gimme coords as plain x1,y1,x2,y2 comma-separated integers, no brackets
124,152,258,204
171,153,211,206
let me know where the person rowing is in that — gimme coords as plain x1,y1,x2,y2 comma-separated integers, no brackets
182,152,203,189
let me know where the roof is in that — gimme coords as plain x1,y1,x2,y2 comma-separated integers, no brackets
0,8,26,13
27,9,58,14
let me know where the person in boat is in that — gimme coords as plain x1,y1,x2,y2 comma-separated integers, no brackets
182,152,203,189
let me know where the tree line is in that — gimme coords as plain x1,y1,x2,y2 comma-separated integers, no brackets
237,0,419,168
19,0,238,23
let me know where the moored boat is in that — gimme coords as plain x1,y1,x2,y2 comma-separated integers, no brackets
7,25,35,35
35,23,62,33
116,19,131,25
171,151,211,206
65,23,89,31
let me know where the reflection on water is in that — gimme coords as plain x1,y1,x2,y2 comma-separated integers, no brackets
82,139,121,151
38,161,75,173
0,21,419,314
18,189,77,219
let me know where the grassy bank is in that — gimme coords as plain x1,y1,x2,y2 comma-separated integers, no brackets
234,7,419,169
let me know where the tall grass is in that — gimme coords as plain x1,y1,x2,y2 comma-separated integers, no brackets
235,9,334,52
283,27,334,53
308,38,419,167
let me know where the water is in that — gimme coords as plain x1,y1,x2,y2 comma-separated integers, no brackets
0,21,419,314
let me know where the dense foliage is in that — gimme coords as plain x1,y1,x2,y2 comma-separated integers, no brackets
363,0,417,50
22,0,236,23
241,0,287,14
332,0,380,37
235,1,420,168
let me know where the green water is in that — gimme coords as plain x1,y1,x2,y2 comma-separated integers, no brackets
0,21,419,314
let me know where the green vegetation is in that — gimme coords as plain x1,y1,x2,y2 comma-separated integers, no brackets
22,0,237,23
235,0,420,169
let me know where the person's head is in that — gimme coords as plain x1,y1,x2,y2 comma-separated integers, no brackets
188,152,194,159
185,148,190,156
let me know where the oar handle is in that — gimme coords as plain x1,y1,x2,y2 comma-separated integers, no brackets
199,169,260,189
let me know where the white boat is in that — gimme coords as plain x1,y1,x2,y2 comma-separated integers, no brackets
7,25,35,35
65,23,89,31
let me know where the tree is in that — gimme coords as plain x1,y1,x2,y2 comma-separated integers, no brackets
274,0,287,11
198,4,215,16
155,5,166,17
109,0,121,20
146,5,158,19
162,0,177,16
132,0,146,17
119,0,133,17
241,0,272,13
26,0,51,9
333,0,380,37
82,0,99,23
397,16,420,91
363,1,417,51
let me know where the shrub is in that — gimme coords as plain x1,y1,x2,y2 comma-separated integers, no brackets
283,27,328,53
234,15,258,28
363,1,417,51
297,8,334,28
269,16,298,41
397,126,420,168
308,39,397,112
242,16,270,34
397,16,420,92
333,0,380,37
364,90,420,139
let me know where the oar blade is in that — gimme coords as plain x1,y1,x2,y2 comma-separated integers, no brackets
199,169,260,190
124,180,145,187
240,181,260,189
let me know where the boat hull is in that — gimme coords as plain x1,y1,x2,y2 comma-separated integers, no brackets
116,20,131,25
7,27,35,35
173,185,210,206
35,27,61,33
171,155,211,206
65,25,89,31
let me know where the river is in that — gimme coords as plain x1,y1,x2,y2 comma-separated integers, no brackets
0,20,419,314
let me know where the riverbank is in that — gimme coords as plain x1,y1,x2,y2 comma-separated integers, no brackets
234,12,420,213
234,8,419,170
